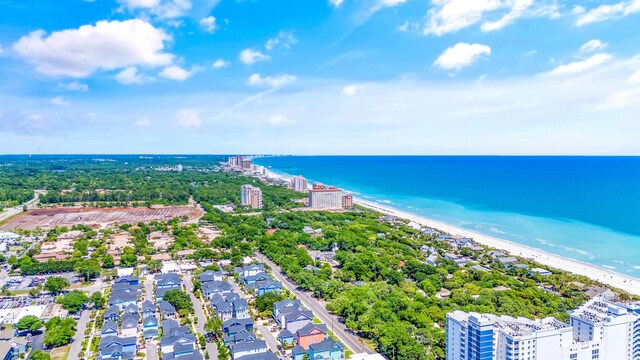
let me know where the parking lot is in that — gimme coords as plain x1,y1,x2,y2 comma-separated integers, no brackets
2,273,80,291
0,294,55,309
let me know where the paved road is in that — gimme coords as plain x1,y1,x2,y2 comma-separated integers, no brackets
0,190,43,224
144,276,153,301
255,253,375,355
147,343,159,360
184,274,219,360
69,310,91,359
256,324,285,359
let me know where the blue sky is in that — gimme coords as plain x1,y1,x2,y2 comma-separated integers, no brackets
1,0,640,155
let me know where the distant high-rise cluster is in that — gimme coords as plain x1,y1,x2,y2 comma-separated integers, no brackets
446,295,640,360
240,184,263,209
291,176,308,192
226,155,264,175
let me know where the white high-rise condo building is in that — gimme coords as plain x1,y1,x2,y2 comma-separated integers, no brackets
446,296,640,360
291,176,308,192
240,185,263,209
308,184,343,209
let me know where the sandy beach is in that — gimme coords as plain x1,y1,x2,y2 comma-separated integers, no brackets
264,168,640,296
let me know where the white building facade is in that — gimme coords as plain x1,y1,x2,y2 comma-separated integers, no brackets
291,176,308,193
308,186,343,209
446,296,640,360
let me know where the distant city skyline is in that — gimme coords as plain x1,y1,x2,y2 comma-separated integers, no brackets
1,0,640,155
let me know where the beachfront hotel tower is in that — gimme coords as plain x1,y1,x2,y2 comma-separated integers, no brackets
342,193,353,209
446,296,640,360
291,176,308,193
308,184,343,209
240,184,263,209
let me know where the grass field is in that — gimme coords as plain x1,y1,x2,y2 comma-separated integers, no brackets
50,344,70,360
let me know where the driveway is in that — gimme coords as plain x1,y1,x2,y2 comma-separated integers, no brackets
255,253,376,355
256,324,286,360
184,274,219,360
147,343,159,360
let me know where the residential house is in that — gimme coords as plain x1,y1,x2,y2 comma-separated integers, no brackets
141,300,156,318
156,273,182,289
233,352,278,360
279,329,295,346
213,300,234,322
108,290,137,309
114,276,139,286
242,264,265,278
273,299,302,325
230,339,268,360
223,318,254,334
282,309,314,334
296,323,328,349
247,279,282,296
142,315,159,339
104,305,120,322
497,257,518,267
199,270,223,283
99,336,137,359
102,320,119,336
159,300,176,319
202,280,233,300
160,333,197,355
232,299,250,319
243,272,270,285
121,312,138,338
308,338,343,360
531,267,552,276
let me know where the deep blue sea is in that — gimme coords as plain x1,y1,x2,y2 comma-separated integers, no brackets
254,156,640,277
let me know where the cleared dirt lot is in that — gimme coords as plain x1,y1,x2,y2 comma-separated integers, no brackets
1,206,201,230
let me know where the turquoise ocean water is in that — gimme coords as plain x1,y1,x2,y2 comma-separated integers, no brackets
254,156,640,278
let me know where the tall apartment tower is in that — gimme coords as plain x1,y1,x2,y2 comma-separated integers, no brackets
291,176,308,193
342,194,353,209
240,185,263,209
308,184,343,209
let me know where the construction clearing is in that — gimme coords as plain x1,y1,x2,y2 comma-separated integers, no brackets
1,206,202,230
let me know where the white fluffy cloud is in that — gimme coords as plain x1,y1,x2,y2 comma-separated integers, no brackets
575,0,640,26
265,32,298,51
175,109,202,128
628,70,640,84
580,39,607,53
212,59,229,69
425,0,559,36
355,0,407,24
115,67,149,85
50,96,71,107
239,49,270,65
248,73,297,88
342,84,365,96
434,43,491,71
58,81,89,92
13,20,173,78
119,0,192,19
329,0,344,7
117,0,160,9
548,53,613,75
159,65,192,81
199,16,217,33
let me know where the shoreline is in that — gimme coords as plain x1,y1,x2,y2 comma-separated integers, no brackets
263,168,640,296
